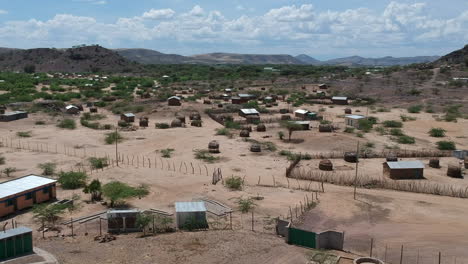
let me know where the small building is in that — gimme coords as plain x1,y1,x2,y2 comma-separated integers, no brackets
0,175,57,218
175,202,208,229
168,96,181,106
294,109,309,119
107,209,141,233
224,88,232,94
332,96,349,105
452,150,468,160
345,115,365,128
0,227,33,261
263,96,276,103
383,161,425,180
0,111,28,122
65,105,80,114
231,97,243,104
318,83,328,89
120,113,135,123
239,108,260,118
292,121,310,130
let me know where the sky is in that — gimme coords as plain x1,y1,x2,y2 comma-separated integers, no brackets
0,0,467,59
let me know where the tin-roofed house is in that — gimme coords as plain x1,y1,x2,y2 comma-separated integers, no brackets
65,105,80,114
168,96,181,106
120,113,135,123
239,108,260,118
345,115,365,129
0,111,28,122
0,226,33,261
294,109,318,120
383,161,425,180
0,175,57,218
175,202,208,230
332,96,349,105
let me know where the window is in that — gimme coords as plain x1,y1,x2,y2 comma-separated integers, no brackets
25,193,33,200
6,199,14,207
43,187,49,194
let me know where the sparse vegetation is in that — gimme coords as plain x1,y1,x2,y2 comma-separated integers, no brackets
344,127,355,133
225,176,243,190
194,149,219,163
400,115,417,122
102,181,149,207
57,171,88,189
436,141,456,150
279,150,312,161
236,197,256,213
396,135,416,144
105,131,123,144
16,131,32,137
429,128,446,137
382,120,403,128
88,157,108,169
83,179,102,202
57,119,76,129
38,162,57,176
407,105,423,113
155,123,170,129
2,167,17,177
160,148,175,158
216,128,232,137
35,121,46,125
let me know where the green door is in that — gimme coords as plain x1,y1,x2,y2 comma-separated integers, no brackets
23,233,33,253
6,238,14,258
0,240,6,260
15,236,23,255
288,228,316,249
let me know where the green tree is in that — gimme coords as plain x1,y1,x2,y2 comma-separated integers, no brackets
102,181,149,207
33,203,68,226
136,213,152,236
58,171,88,189
83,179,102,202
38,162,57,176
280,121,303,141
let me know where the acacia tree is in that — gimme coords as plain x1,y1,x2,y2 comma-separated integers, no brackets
102,181,149,207
33,203,68,227
83,179,102,202
280,121,303,141
136,213,152,236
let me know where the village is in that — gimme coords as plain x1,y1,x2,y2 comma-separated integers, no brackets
0,68,467,264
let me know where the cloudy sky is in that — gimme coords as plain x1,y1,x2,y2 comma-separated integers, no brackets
0,0,467,59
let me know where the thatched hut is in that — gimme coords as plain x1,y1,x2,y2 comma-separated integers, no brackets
171,119,182,127
191,120,202,127
256,124,266,132
447,165,462,178
344,108,352,114
319,160,333,171
344,152,358,163
168,96,182,106
319,124,333,132
241,125,252,132
218,104,223,108
250,144,261,152
281,115,291,120
240,130,250,137
429,159,440,168
208,140,220,153
189,113,201,121
139,117,149,127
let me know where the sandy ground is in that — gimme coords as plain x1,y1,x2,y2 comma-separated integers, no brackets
0,101,467,263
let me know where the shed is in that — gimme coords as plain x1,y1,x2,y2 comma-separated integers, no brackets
0,227,33,261
175,202,208,229
120,113,135,123
294,109,309,119
292,121,310,130
345,115,365,129
383,161,425,180
318,83,328,89
107,209,141,233
65,105,80,114
332,96,349,105
0,175,57,218
239,108,260,118
0,111,28,122
168,96,181,106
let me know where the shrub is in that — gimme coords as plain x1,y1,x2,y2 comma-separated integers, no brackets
35,121,46,125
103,124,113,130
428,128,446,137
358,119,373,132
155,123,170,129
397,135,415,144
389,128,404,136
436,141,456,150
89,157,108,169
193,149,219,163
102,181,149,207
382,120,403,128
38,162,56,176
58,171,88,189
105,131,123,144
374,126,387,135
237,197,256,213
225,176,243,190
279,150,311,161
400,115,417,122
225,121,241,129
16,131,32,137
407,105,423,113
355,132,364,138
2,167,16,177
278,131,285,140
57,119,76,129
118,120,130,127
160,148,174,158
216,128,231,137
344,127,355,133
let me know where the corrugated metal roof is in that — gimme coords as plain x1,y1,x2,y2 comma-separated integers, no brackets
65,105,78,110
2,111,27,116
293,121,310,125
0,227,32,240
332,96,348,100
107,209,140,214
345,115,365,120
168,96,181,100
0,175,57,200
386,161,425,169
240,109,259,115
123,113,135,117
238,94,254,98
294,109,309,114
175,202,206,212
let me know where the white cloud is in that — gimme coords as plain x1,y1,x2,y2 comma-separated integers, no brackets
0,9,8,15
142,8,175,20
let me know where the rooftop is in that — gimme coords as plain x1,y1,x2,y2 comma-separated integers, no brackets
332,96,348,100
175,201,207,212
0,175,57,200
168,96,181,100
386,161,425,169
345,115,365,119
0,227,33,240
1,111,27,116
123,113,135,117
240,108,260,115
294,109,309,114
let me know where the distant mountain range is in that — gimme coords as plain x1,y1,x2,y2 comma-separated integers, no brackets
294,54,441,66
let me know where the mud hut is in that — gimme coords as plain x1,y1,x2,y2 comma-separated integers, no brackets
344,152,358,163
447,165,462,178
250,144,261,152
241,125,252,132
383,161,425,180
344,108,352,114
429,159,440,168
319,160,333,171
218,104,223,108
281,115,291,120
139,117,149,127
208,140,220,153
176,115,186,123
319,124,333,132
189,113,201,121
240,130,250,138
168,96,182,106
256,124,266,132
171,119,182,127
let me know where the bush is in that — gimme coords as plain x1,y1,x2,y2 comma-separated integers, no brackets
382,120,403,128
279,150,311,161
155,123,170,129
105,131,123,144
436,141,456,150
237,197,256,213
216,128,231,137
225,176,243,190
16,131,32,137
389,128,404,136
428,128,446,137
118,120,130,127
407,105,423,113
397,135,415,144
58,171,87,189
38,162,56,176
102,181,149,207
278,131,285,140
160,148,174,158
0,155,5,165
57,119,76,129
374,126,387,135
225,121,241,129
103,124,113,130
358,119,373,132
35,121,46,125
400,115,417,122
89,157,108,169
344,127,355,133
193,149,219,163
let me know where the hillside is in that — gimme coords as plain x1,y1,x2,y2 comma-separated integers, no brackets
435,45,468,65
115,48,192,64
189,52,304,65
295,54,440,66
295,54,322,65
0,46,143,73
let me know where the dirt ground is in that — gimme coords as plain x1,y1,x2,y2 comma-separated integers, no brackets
0,100,467,263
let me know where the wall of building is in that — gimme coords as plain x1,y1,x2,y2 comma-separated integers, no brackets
316,231,344,250
15,195,34,211
0,184,56,217
0,202,15,218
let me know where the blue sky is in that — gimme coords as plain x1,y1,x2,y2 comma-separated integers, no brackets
0,0,467,59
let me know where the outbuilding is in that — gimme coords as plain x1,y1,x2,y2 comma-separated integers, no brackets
175,202,208,229
0,227,33,261
239,108,260,118
168,96,181,106
120,113,135,123
294,109,309,119
65,105,80,114
345,115,365,129
107,209,141,233
0,175,57,218
332,96,349,105
292,121,310,130
383,161,425,180
0,111,28,122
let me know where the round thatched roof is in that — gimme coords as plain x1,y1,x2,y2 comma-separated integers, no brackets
319,159,333,171
344,152,358,163
257,124,266,132
171,119,182,127
429,158,440,168
250,143,261,152
208,140,219,149
447,165,462,178
240,130,250,137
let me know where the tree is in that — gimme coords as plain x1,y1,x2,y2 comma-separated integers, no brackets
33,203,68,227
24,64,36,74
2,167,17,177
58,171,88,189
38,162,57,176
102,181,149,207
280,121,303,141
83,179,102,202
136,213,152,236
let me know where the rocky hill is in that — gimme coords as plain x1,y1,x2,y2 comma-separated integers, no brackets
189,52,304,65
115,48,192,64
0,46,144,73
435,45,468,65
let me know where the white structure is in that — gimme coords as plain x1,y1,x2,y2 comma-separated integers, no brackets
175,202,207,229
239,108,260,117
345,115,365,128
